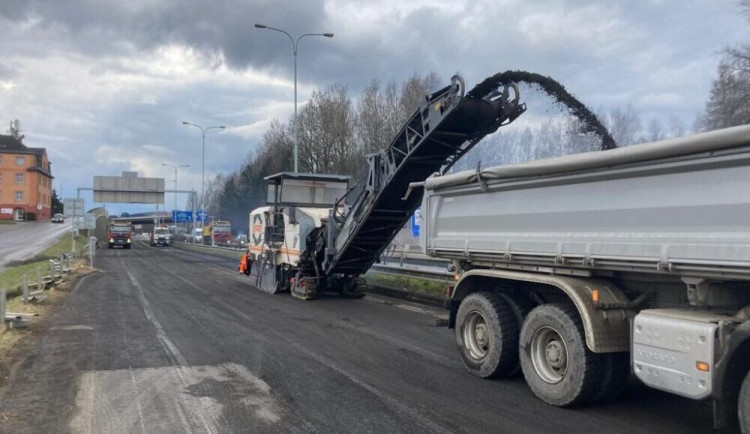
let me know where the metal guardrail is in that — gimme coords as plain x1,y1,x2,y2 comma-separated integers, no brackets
1,251,81,330
174,241,245,253
176,242,453,279
368,264,454,282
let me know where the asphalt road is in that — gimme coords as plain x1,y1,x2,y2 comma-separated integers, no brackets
0,220,72,270
0,242,736,434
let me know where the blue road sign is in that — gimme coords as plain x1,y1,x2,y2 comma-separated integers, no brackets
172,210,192,222
196,211,208,222
411,207,421,237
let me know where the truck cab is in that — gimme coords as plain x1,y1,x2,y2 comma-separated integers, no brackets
150,226,171,247
107,222,133,249
203,221,232,246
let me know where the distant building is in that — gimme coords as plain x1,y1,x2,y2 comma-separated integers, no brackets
0,122,53,220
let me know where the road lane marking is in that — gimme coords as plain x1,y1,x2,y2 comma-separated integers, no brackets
50,325,94,331
125,244,461,432
137,245,458,368
115,279,147,434
125,269,214,434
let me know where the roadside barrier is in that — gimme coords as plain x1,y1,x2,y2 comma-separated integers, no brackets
1,248,92,331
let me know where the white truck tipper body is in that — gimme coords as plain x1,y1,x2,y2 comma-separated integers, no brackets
420,125,750,431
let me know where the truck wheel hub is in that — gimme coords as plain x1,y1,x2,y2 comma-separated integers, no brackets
545,341,565,368
462,311,491,360
475,324,488,345
531,326,568,384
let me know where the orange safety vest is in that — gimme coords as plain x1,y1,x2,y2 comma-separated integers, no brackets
239,252,248,274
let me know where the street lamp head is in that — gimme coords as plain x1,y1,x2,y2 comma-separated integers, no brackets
220,126,226,129
182,121,189,125
323,33,334,38
254,23,267,29
161,163,168,167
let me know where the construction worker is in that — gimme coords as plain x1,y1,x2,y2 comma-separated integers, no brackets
238,249,252,276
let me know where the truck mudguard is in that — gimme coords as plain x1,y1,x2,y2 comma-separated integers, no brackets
451,269,631,353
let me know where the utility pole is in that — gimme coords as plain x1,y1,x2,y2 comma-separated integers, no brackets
181,122,224,218
254,24,334,173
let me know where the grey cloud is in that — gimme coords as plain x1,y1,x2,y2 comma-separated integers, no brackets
0,61,18,79
1,0,747,215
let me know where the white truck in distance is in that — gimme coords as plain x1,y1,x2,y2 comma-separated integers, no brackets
150,226,171,247
420,125,750,432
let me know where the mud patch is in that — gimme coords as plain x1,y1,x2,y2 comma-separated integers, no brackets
70,363,280,434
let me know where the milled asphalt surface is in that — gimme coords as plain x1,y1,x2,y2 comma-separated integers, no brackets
0,241,736,433
0,220,72,270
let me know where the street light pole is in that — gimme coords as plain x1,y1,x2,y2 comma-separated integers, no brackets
161,163,190,211
254,23,333,173
181,122,224,222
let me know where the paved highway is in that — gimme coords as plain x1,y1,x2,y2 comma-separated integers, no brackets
0,242,734,433
0,220,72,270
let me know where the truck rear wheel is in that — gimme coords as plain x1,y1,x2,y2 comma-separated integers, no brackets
519,303,603,407
498,293,535,376
591,352,630,403
455,292,518,378
740,369,750,434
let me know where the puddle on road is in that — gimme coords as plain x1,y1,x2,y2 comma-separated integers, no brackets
70,362,281,434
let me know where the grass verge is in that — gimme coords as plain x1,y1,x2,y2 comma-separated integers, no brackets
363,271,447,298
0,259,95,389
0,232,89,297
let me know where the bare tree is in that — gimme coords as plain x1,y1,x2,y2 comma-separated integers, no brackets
606,106,642,146
202,174,225,217
357,79,401,155
647,118,664,142
294,82,358,175
667,115,686,138
398,72,441,123
700,57,750,130
698,1,750,130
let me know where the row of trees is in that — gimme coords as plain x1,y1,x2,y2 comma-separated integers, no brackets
203,71,698,232
206,0,750,234
204,73,442,228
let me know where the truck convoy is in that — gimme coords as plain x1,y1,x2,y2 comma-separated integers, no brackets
150,225,171,247
243,72,750,431
203,220,232,245
107,221,133,249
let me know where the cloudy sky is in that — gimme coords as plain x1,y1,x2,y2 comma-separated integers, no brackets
0,0,746,214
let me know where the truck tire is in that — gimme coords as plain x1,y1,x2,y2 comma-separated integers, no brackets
519,303,603,407
498,293,535,376
455,292,518,378
740,369,750,434
591,352,630,403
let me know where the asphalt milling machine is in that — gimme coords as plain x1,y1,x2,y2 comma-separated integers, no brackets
242,74,528,299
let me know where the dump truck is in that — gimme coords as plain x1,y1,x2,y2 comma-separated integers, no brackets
203,220,232,245
419,125,750,432
242,70,749,431
107,221,133,249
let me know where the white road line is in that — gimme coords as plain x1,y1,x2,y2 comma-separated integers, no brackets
124,268,218,434
115,284,146,434
138,257,454,433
